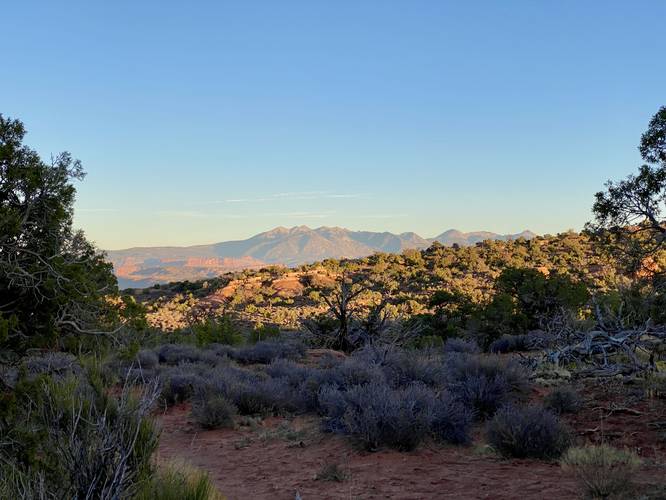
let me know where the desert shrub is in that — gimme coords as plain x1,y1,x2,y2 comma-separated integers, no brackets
489,334,531,354
0,371,159,498
136,349,159,369
21,352,82,379
160,369,206,406
136,461,223,500
265,359,315,386
561,445,641,499
337,382,434,451
444,355,530,419
544,387,582,414
486,405,571,459
326,356,386,389
249,324,281,343
205,343,236,359
380,350,445,388
315,463,349,482
443,338,480,355
232,340,305,365
225,379,280,415
193,316,243,347
430,394,474,445
191,394,237,429
158,344,203,365
319,381,471,451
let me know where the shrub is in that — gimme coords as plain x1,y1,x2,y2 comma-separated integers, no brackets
21,352,81,379
489,334,531,354
265,359,313,386
561,445,641,499
380,350,444,388
225,379,280,415
191,394,237,429
319,381,471,451
543,387,582,414
444,355,529,419
249,324,281,343
327,356,386,389
443,338,480,355
1,372,159,498
205,343,236,359
193,316,243,347
315,463,349,482
158,344,203,365
339,382,434,451
486,405,572,459
160,369,205,406
136,349,159,369
430,395,474,445
136,461,223,500
232,340,305,365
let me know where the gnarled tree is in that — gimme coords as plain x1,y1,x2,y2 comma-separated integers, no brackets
0,115,117,355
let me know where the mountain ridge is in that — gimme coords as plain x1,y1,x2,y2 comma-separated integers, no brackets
108,226,536,288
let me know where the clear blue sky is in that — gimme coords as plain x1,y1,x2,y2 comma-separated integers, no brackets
3,1,665,249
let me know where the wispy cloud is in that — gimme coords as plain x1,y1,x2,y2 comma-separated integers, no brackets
77,208,121,213
155,210,251,219
352,213,409,219
191,191,366,205
259,211,336,218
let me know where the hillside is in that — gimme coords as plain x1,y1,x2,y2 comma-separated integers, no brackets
108,226,535,288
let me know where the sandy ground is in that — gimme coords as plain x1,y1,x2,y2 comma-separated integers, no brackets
156,378,666,500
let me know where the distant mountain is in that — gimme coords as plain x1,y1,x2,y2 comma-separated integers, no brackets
432,229,536,247
107,226,535,288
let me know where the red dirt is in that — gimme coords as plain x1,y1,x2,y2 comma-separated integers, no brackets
156,377,666,499
157,405,582,499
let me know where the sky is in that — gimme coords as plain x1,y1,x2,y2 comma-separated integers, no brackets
2,1,665,250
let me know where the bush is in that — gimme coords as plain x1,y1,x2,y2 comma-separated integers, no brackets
561,445,641,499
489,334,531,354
191,394,237,429
443,338,480,355
249,324,281,343
21,352,81,379
327,356,386,389
136,461,223,500
380,350,444,388
136,349,159,369
232,340,305,365
544,387,582,414
318,381,471,451
486,405,571,459
265,359,314,385
160,369,205,406
158,344,203,365
445,355,529,419
225,379,280,415
193,316,243,347
0,371,159,498
338,382,434,451
430,395,474,445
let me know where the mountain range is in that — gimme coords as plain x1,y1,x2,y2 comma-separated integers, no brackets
108,226,536,289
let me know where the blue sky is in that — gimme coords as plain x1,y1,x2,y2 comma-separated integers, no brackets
3,1,665,249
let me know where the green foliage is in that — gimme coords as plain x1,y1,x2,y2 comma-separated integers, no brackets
193,316,243,347
0,358,159,497
191,394,237,429
136,462,223,500
0,114,118,353
561,445,641,499
588,106,666,273
249,324,281,343
474,267,589,344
